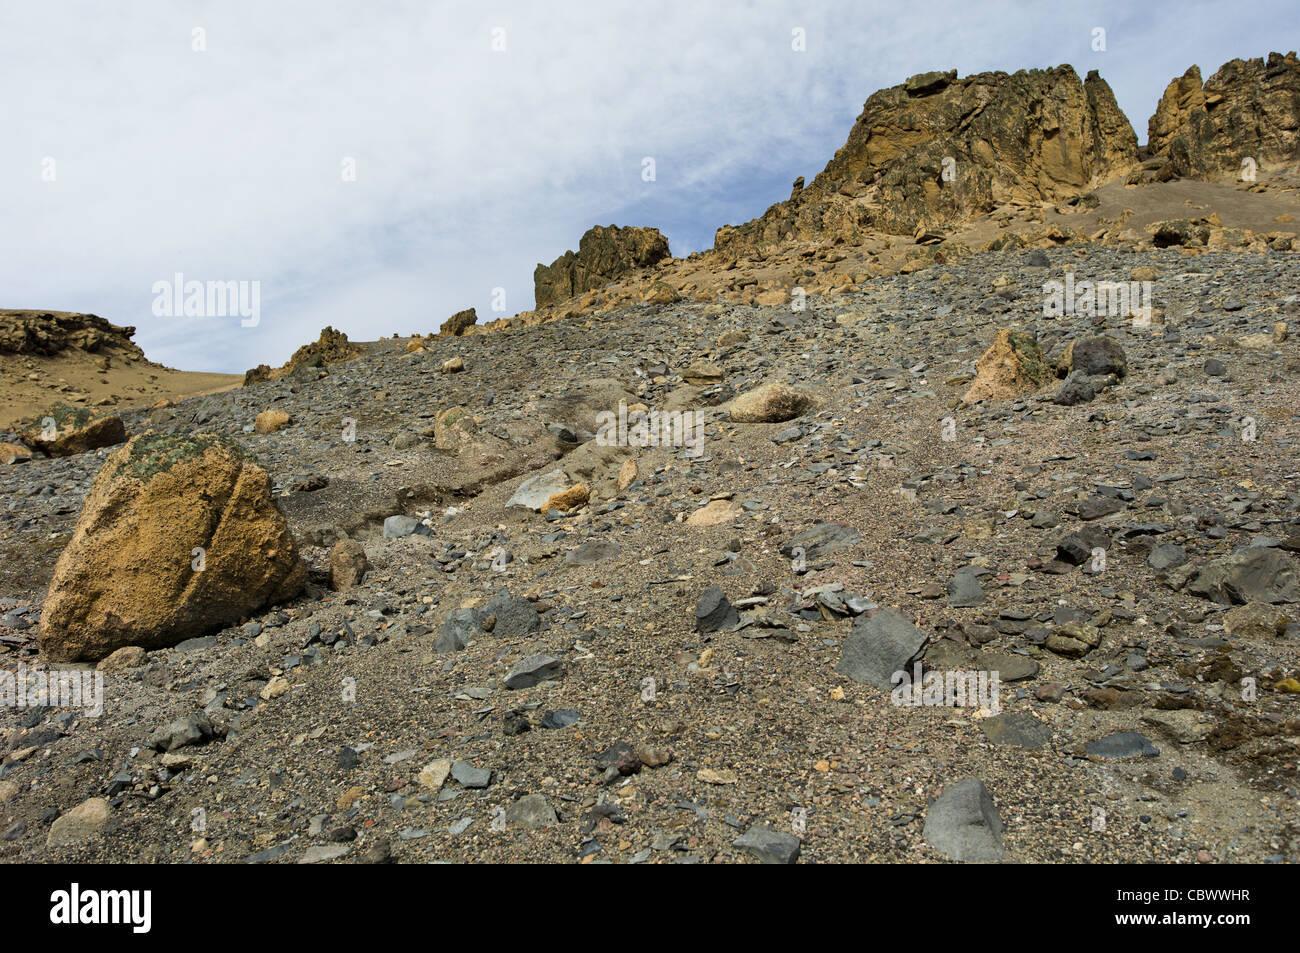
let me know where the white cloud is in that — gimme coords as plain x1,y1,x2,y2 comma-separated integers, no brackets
1,0,1290,371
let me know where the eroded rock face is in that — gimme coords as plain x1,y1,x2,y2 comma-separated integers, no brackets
0,310,144,359
38,432,306,661
439,308,478,337
1148,52,1300,180
715,65,1137,254
534,225,671,307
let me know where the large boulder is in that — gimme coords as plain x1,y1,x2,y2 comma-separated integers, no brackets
729,382,816,423
19,403,126,457
1058,335,1127,378
38,432,306,662
534,225,670,307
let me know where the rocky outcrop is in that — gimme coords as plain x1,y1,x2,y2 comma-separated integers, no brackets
38,432,306,661
439,307,478,337
715,66,1137,254
0,310,145,359
1147,52,1300,180
534,225,671,307
244,326,363,385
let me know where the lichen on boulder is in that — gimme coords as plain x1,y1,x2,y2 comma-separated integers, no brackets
38,431,304,661
962,330,1051,404
19,402,126,457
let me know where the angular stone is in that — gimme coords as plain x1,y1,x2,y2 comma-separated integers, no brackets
450,761,492,789
417,759,453,791
507,470,571,511
1084,731,1159,759
1222,601,1290,638
980,712,1050,748
979,652,1039,682
946,569,985,607
148,712,222,752
503,653,562,689
695,585,739,633
836,609,928,691
1053,371,1095,406
47,797,111,848
923,778,1004,862
435,608,481,653
1147,543,1187,571
506,793,557,829
1045,621,1101,657
1189,548,1300,605
482,589,541,639
329,539,368,590
732,825,801,864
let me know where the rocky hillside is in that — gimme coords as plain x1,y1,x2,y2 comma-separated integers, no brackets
0,311,240,430
475,53,1299,334
2,53,1299,867
3,239,1299,864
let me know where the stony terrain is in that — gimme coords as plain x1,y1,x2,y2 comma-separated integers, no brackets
2,242,1298,864
1,53,1299,865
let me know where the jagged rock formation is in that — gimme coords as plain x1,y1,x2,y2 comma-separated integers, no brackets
1147,52,1300,180
439,307,478,337
244,326,363,386
714,65,1137,255
534,225,670,307
0,310,145,359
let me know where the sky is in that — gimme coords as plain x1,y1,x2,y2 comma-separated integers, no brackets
2,0,1294,373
